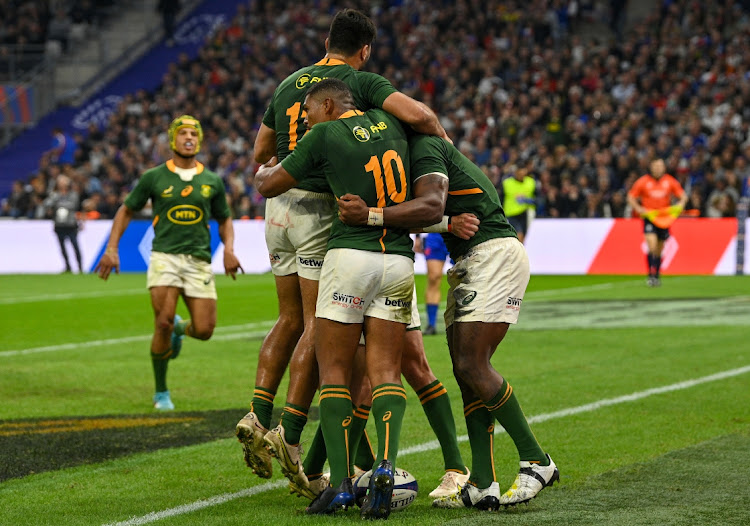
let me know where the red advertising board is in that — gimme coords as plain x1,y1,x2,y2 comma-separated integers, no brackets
587,218,737,275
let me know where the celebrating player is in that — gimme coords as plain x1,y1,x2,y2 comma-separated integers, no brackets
626,158,688,286
338,133,559,511
95,115,243,410
236,7,450,491
255,78,440,519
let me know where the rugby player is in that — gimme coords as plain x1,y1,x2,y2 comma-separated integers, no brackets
255,78,437,519
626,158,688,286
235,7,453,490
95,115,243,410
338,134,559,510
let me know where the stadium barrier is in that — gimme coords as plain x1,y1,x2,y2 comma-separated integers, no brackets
0,218,747,275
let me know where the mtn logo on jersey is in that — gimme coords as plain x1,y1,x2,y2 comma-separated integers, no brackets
167,205,203,225
296,73,327,89
332,292,365,310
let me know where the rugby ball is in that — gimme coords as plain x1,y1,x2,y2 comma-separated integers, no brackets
354,467,418,511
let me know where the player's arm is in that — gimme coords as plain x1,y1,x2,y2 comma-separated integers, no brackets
257,127,321,197
217,216,243,280
253,123,277,164
95,204,134,280
255,157,299,198
382,93,451,142
338,173,447,228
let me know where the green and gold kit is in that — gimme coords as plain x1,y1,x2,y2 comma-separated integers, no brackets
281,108,414,259
409,135,517,259
124,160,230,261
263,58,397,192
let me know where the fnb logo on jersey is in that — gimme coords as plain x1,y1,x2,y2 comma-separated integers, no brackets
332,292,365,309
296,73,327,89
384,297,411,309
167,205,203,225
298,256,323,268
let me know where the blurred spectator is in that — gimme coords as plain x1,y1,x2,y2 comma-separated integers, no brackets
2,180,32,218
157,0,181,47
9,0,750,224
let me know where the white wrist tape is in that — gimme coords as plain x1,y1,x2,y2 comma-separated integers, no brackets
367,207,384,226
423,215,450,233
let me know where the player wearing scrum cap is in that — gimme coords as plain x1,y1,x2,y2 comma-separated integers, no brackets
96,115,243,410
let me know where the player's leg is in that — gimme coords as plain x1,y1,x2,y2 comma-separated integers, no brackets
652,230,668,285
307,248,377,514
643,219,659,284
148,285,181,410
358,254,413,520
423,233,447,335
265,191,335,492
401,329,469,497
55,228,72,272
265,275,321,496
69,230,83,273
360,316,407,520
307,317,361,514
433,323,499,510
181,296,216,340
456,238,557,506
349,342,374,476
237,273,303,478
425,258,444,335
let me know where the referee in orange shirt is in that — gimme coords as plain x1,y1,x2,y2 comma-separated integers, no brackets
627,158,688,286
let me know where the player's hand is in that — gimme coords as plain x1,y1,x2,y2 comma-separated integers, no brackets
223,249,244,280
450,213,480,240
337,194,369,225
95,250,119,281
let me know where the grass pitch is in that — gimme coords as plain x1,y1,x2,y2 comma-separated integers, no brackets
1,273,749,525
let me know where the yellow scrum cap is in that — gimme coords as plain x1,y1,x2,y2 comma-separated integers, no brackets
168,115,204,153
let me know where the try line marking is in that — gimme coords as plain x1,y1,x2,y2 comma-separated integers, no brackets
102,364,750,526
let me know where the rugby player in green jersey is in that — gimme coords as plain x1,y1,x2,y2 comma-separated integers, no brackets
255,78,443,519
95,115,243,411
338,134,559,511
237,7,468,504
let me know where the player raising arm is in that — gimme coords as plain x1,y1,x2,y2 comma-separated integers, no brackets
96,115,242,411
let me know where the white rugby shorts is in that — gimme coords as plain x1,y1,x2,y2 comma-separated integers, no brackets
265,188,336,280
317,248,414,324
444,237,529,326
147,251,217,299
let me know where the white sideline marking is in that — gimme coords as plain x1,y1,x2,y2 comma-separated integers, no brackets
103,364,750,526
0,288,145,305
0,321,274,357
105,480,287,526
524,279,644,299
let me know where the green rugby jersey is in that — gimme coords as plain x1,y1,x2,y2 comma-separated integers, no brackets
281,108,415,259
124,160,231,261
262,58,397,193
409,135,517,259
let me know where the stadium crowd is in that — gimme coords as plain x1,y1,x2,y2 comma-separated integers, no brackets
2,0,750,221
